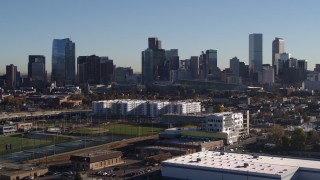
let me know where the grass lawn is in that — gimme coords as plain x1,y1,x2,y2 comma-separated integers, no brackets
73,124,164,136
0,136,45,153
0,134,72,154
181,130,228,139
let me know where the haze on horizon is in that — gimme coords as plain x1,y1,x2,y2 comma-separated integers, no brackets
1,0,319,74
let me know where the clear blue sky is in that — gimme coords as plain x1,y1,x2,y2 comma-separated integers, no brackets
1,0,319,74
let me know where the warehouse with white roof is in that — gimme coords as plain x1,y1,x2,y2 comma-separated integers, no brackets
161,151,320,180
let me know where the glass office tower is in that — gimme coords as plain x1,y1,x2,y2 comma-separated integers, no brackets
52,38,75,85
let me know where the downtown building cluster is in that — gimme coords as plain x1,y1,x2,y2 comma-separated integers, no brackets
141,35,310,88
0,38,135,92
0,34,316,92
92,99,201,117
142,37,219,84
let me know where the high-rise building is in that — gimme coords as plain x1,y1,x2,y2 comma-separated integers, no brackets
249,33,263,74
142,48,153,85
262,64,274,85
190,56,199,79
114,67,134,83
28,55,45,78
314,64,320,72
77,55,113,85
165,49,179,71
100,57,114,84
51,38,75,86
297,59,308,71
239,62,249,79
206,49,217,74
77,55,100,84
142,37,167,84
229,57,240,76
148,37,161,50
272,38,285,67
199,51,207,79
28,55,46,87
278,52,291,75
6,64,19,89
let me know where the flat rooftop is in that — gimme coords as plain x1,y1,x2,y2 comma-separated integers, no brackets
0,163,47,176
75,150,119,158
163,151,320,178
158,137,218,146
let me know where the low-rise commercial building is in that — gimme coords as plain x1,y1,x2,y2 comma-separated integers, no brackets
161,112,249,144
0,163,48,180
162,151,320,180
70,150,123,171
0,124,16,135
205,112,245,144
16,122,33,132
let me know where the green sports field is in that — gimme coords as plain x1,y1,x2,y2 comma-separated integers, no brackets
72,124,164,136
0,134,72,154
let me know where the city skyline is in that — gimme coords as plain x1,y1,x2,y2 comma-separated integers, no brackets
1,0,320,74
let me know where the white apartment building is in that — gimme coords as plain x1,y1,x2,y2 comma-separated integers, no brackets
92,100,201,117
92,101,107,116
110,99,148,116
205,112,243,144
174,101,201,115
149,101,172,118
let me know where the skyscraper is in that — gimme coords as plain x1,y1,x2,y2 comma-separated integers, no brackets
6,64,19,89
190,56,199,79
249,33,263,74
206,49,217,74
77,55,114,85
230,57,240,76
51,38,75,86
28,55,46,83
142,37,167,84
142,48,153,84
77,55,101,84
100,57,114,84
148,37,161,50
272,38,285,67
199,51,207,79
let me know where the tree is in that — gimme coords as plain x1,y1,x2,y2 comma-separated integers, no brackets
309,130,320,145
69,93,84,101
281,135,291,151
291,128,307,151
267,124,284,146
214,104,224,113
74,172,83,180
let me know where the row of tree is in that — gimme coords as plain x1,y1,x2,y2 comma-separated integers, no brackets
268,125,320,151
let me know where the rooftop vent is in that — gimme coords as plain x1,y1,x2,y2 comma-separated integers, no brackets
196,158,201,162
244,163,249,168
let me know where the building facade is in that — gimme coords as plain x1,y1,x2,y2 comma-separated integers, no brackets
205,112,244,144
249,33,263,74
70,150,123,171
272,37,285,67
51,38,75,86
206,49,218,74
262,65,274,85
92,99,201,117
6,64,19,89
229,57,240,76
